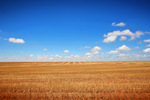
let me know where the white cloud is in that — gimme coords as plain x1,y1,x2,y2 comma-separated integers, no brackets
84,46,90,48
1,53,150,62
103,35,117,43
145,31,150,34
91,46,102,54
118,54,129,57
135,31,144,38
24,54,33,58
74,55,80,58
129,31,144,40
9,38,25,43
117,45,131,51
43,48,48,51
50,57,54,60
112,22,115,26
144,39,150,42
92,51,100,54
64,50,69,53
29,54,33,57
37,55,48,60
51,55,62,59
120,36,127,41
65,55,74,59
84,52,93,57
103,29,144,43
145,44,150,47
138,41,142,44
107,50,120,54
91,46,102,51
112,22,126,26
133,47,140,49
143,48,150,53
133,53,150,58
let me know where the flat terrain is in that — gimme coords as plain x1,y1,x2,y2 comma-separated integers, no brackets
0,61,150,100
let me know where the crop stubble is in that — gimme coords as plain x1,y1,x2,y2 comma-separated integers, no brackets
0,61,150,100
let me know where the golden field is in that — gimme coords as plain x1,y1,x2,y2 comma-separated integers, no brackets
0,61,150,100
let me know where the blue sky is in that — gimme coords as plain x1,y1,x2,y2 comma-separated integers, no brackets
0,0,150,61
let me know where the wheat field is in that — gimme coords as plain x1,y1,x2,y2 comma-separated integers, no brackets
0,61,150,100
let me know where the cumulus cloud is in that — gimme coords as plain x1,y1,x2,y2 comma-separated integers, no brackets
145,31,150,34
92,51,99,54
134,31,144,38
43,48,48,51
145,44,150,47
107,45,131,55
118,54,129,57
133,53,150,58
24,54,33,58
64,50,69,53
107,50,120,54
144,39,150,42
103,35,117,43
74,55,80,58
1,53,150,62
9,38,25,43
138,41,142,44
143,48,150,53
112,22,126,26
51,55,63,60
91,46,102,54
103,29,144,43
84,52,93,57
29,54,33,57
117,45,131,51
120,36,127,41
37,55,48,60
84,46,90,48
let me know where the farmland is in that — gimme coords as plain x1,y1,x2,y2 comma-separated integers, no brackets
0,61,150,100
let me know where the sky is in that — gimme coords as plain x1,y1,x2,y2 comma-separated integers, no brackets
0,0,150,61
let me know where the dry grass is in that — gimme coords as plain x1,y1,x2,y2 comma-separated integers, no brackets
0,61,150,100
